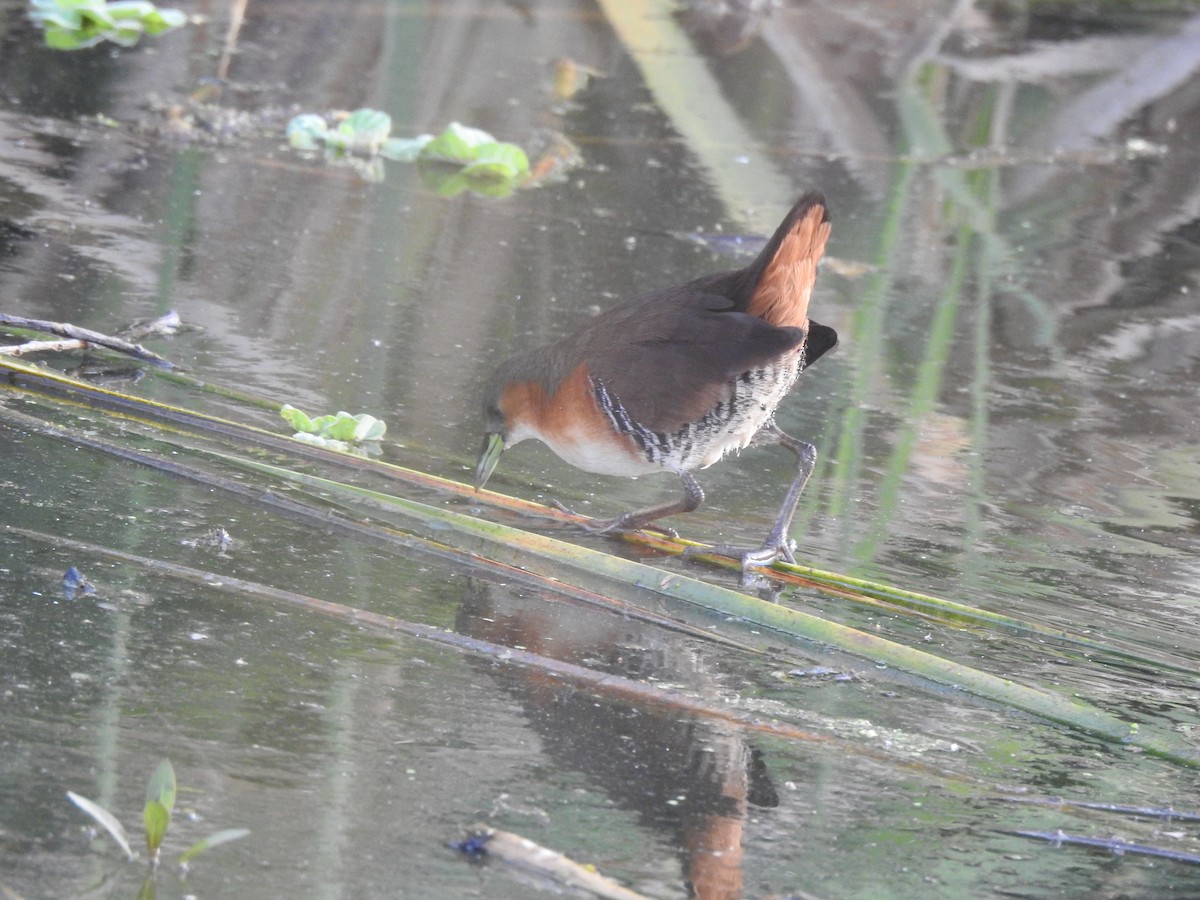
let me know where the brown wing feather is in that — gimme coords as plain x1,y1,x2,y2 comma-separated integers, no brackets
583,292,806,432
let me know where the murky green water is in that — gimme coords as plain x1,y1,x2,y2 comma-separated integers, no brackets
3,1,1200,897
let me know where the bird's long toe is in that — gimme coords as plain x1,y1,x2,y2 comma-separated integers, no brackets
683,537,796,587
591,512,679,538
739,538,795,571
548,498,619,532
550,501,679,538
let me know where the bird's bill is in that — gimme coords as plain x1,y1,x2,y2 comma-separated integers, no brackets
474,432,505,490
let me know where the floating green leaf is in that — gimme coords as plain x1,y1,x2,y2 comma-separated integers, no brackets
281,405,387,449
342,413,385,442
331,108,393,152
460,143,531,181
30,0,186,49
279,404,315,432
417,123,530,195
109,0,184,33
380,134,433,162
419,166,520,199
283,114,532,192
286,114,329,151
419,122,530,178
419,121,498,164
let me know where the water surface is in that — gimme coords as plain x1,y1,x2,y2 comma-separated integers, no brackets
2,1,1200,897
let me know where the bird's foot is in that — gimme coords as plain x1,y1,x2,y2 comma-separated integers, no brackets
742,537,797,568
548,498,586,520
682,537,796,592
684,537,796,566
587,511,680,539
548,500,679,538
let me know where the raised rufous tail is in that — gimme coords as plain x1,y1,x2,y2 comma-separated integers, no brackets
742,193,830,329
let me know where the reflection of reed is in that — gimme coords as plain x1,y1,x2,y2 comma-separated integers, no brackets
456,579,780,900
677,0,777,58
217,0,250,83
672,3,1200,583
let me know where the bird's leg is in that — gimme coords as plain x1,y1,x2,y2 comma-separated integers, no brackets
687,422,816,586
745,422,816,566
553,471,704,538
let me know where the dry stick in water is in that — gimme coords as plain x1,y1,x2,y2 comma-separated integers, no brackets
0,314,174,368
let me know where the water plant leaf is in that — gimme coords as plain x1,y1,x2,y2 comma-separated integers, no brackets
146,6,184,30
143,800,170,857
109,0,184,32
282,115,534,190
419,166,520,199
332,108,393,152
460,143,531,181
279,404,316,432
30,0,185,49
112,23,145,45
306,413,340,432
106,0,155,18
66,790,135,861
289,109,397,154
143,759,175,857
339,412,385,442
145,758,176,813
280,405,386,443
285,114,329,151
28,0,94,29
416,123,530,194
419,121,499,163
42,23,109,49
381,135,433,162
179,827,251,864
419,123,530,180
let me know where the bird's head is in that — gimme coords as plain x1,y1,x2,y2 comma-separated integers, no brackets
474,384,511,491
474,347,566,491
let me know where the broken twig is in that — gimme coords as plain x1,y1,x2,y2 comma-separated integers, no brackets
0,314,175,368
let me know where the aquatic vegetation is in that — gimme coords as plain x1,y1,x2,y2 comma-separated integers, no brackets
29,0,187,50
286,108,397,156
67,759,249,871
286,112,531,194
281,404,387,453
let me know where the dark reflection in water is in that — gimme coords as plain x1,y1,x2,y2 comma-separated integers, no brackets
457,578,779,900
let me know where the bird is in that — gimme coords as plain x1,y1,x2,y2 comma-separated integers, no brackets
474,192,838,576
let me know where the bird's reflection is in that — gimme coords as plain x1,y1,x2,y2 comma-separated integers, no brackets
456,579,780,899
677,0,779,56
